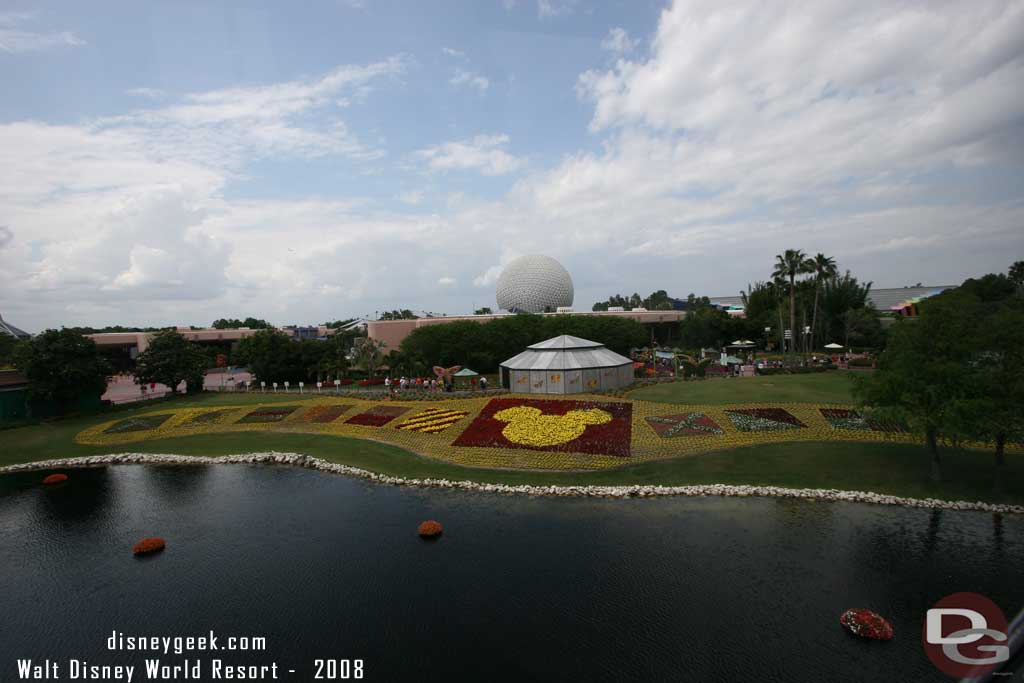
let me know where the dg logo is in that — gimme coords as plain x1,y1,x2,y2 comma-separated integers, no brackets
923,592,1010,678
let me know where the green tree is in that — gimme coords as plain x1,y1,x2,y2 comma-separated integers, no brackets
854,293,978,482
0,333,21,368
954,297,1024,493
820,271,874,345
13,329,112,407
474,307,493,315
212,317,272,329
233,329,303,384
809,253,837,350
133,330,208,394
352,337,387,378
379,310,418,321
772,249,814,360
1008,260,1024,288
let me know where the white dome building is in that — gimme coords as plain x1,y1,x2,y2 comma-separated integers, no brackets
495,255,574,313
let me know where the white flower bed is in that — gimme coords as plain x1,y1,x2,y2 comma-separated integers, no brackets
3,452,1022,515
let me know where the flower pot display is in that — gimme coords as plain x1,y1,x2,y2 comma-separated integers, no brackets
42,473,68,485
417,520,443,537
132,537,166,555
839,608,893,640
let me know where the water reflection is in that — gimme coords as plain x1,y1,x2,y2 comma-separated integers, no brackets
33,466,113,522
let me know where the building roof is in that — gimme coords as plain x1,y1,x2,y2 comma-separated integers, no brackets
501,335,632,371
527,334,603,350
708,285,957,313
0,315,30,340
453,368,479,376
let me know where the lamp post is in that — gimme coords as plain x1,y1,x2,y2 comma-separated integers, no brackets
803,326,811,357
764,327,771,352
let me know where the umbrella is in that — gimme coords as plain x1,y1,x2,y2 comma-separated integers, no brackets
824,343,844,349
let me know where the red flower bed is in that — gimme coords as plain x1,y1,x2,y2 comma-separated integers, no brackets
358,378,386,386
418,520,443,537
839,608,893,640
42,473,68,485
132,537,166,555
452,398,632,457
345,405,409,426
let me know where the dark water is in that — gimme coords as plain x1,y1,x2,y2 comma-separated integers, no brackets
1,465,1021,682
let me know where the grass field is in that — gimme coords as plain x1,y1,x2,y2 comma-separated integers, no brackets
630,372,856,405
1,390,1019,504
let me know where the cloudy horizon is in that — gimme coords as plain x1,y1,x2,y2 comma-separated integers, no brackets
1,1,1022,332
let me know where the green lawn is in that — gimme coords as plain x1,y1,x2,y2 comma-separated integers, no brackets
1,398,1019,504
630,371,856,405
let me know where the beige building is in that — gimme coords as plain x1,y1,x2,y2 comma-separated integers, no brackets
87,326,336,353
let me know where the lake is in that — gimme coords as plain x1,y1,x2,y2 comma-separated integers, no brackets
1,464,1021,681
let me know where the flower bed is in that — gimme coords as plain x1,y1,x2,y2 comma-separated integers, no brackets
183,409,239,426
396,407,468,433
345,405,409,427
646,413,724,438
417,520,443,537
132,537,166,555
820,408,871,431
839,608,893,640
452,398,632,457
103,414,173,434
300,405,353,423
725,408,806,432
237,407,298,424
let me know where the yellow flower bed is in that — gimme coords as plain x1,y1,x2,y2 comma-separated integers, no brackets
75,394,1019,472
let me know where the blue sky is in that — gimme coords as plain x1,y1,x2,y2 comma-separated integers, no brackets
1,0,1022,330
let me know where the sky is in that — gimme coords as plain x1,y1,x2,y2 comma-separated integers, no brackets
1,0,1022,332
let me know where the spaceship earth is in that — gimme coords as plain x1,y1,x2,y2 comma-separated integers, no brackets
495,255,574,313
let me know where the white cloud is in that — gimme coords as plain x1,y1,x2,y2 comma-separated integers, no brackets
415,134,525,176
1,1,1021,331
126,87,166,100
0,225,11,248
0,12,85,54
537,0,579,19
441,47,465,58
601,28,634,55
397,190,424,205
450,68,489,92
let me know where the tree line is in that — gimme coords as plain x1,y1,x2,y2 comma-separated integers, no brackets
856,270,1023,492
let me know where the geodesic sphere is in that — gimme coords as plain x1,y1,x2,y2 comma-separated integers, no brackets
495,255,574,313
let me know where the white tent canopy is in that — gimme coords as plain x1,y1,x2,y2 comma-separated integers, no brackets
500,334,633,394
824,343,844,349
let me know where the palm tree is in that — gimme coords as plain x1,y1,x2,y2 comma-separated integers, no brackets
810,253,837,350
772,249,814,360
352,337,386,379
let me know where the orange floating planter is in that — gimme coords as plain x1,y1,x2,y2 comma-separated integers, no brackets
42,473,68,485
132,537,166,555
839,608,893,640
417,520,443,538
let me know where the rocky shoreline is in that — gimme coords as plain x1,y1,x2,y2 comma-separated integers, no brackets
3,451,1022,515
